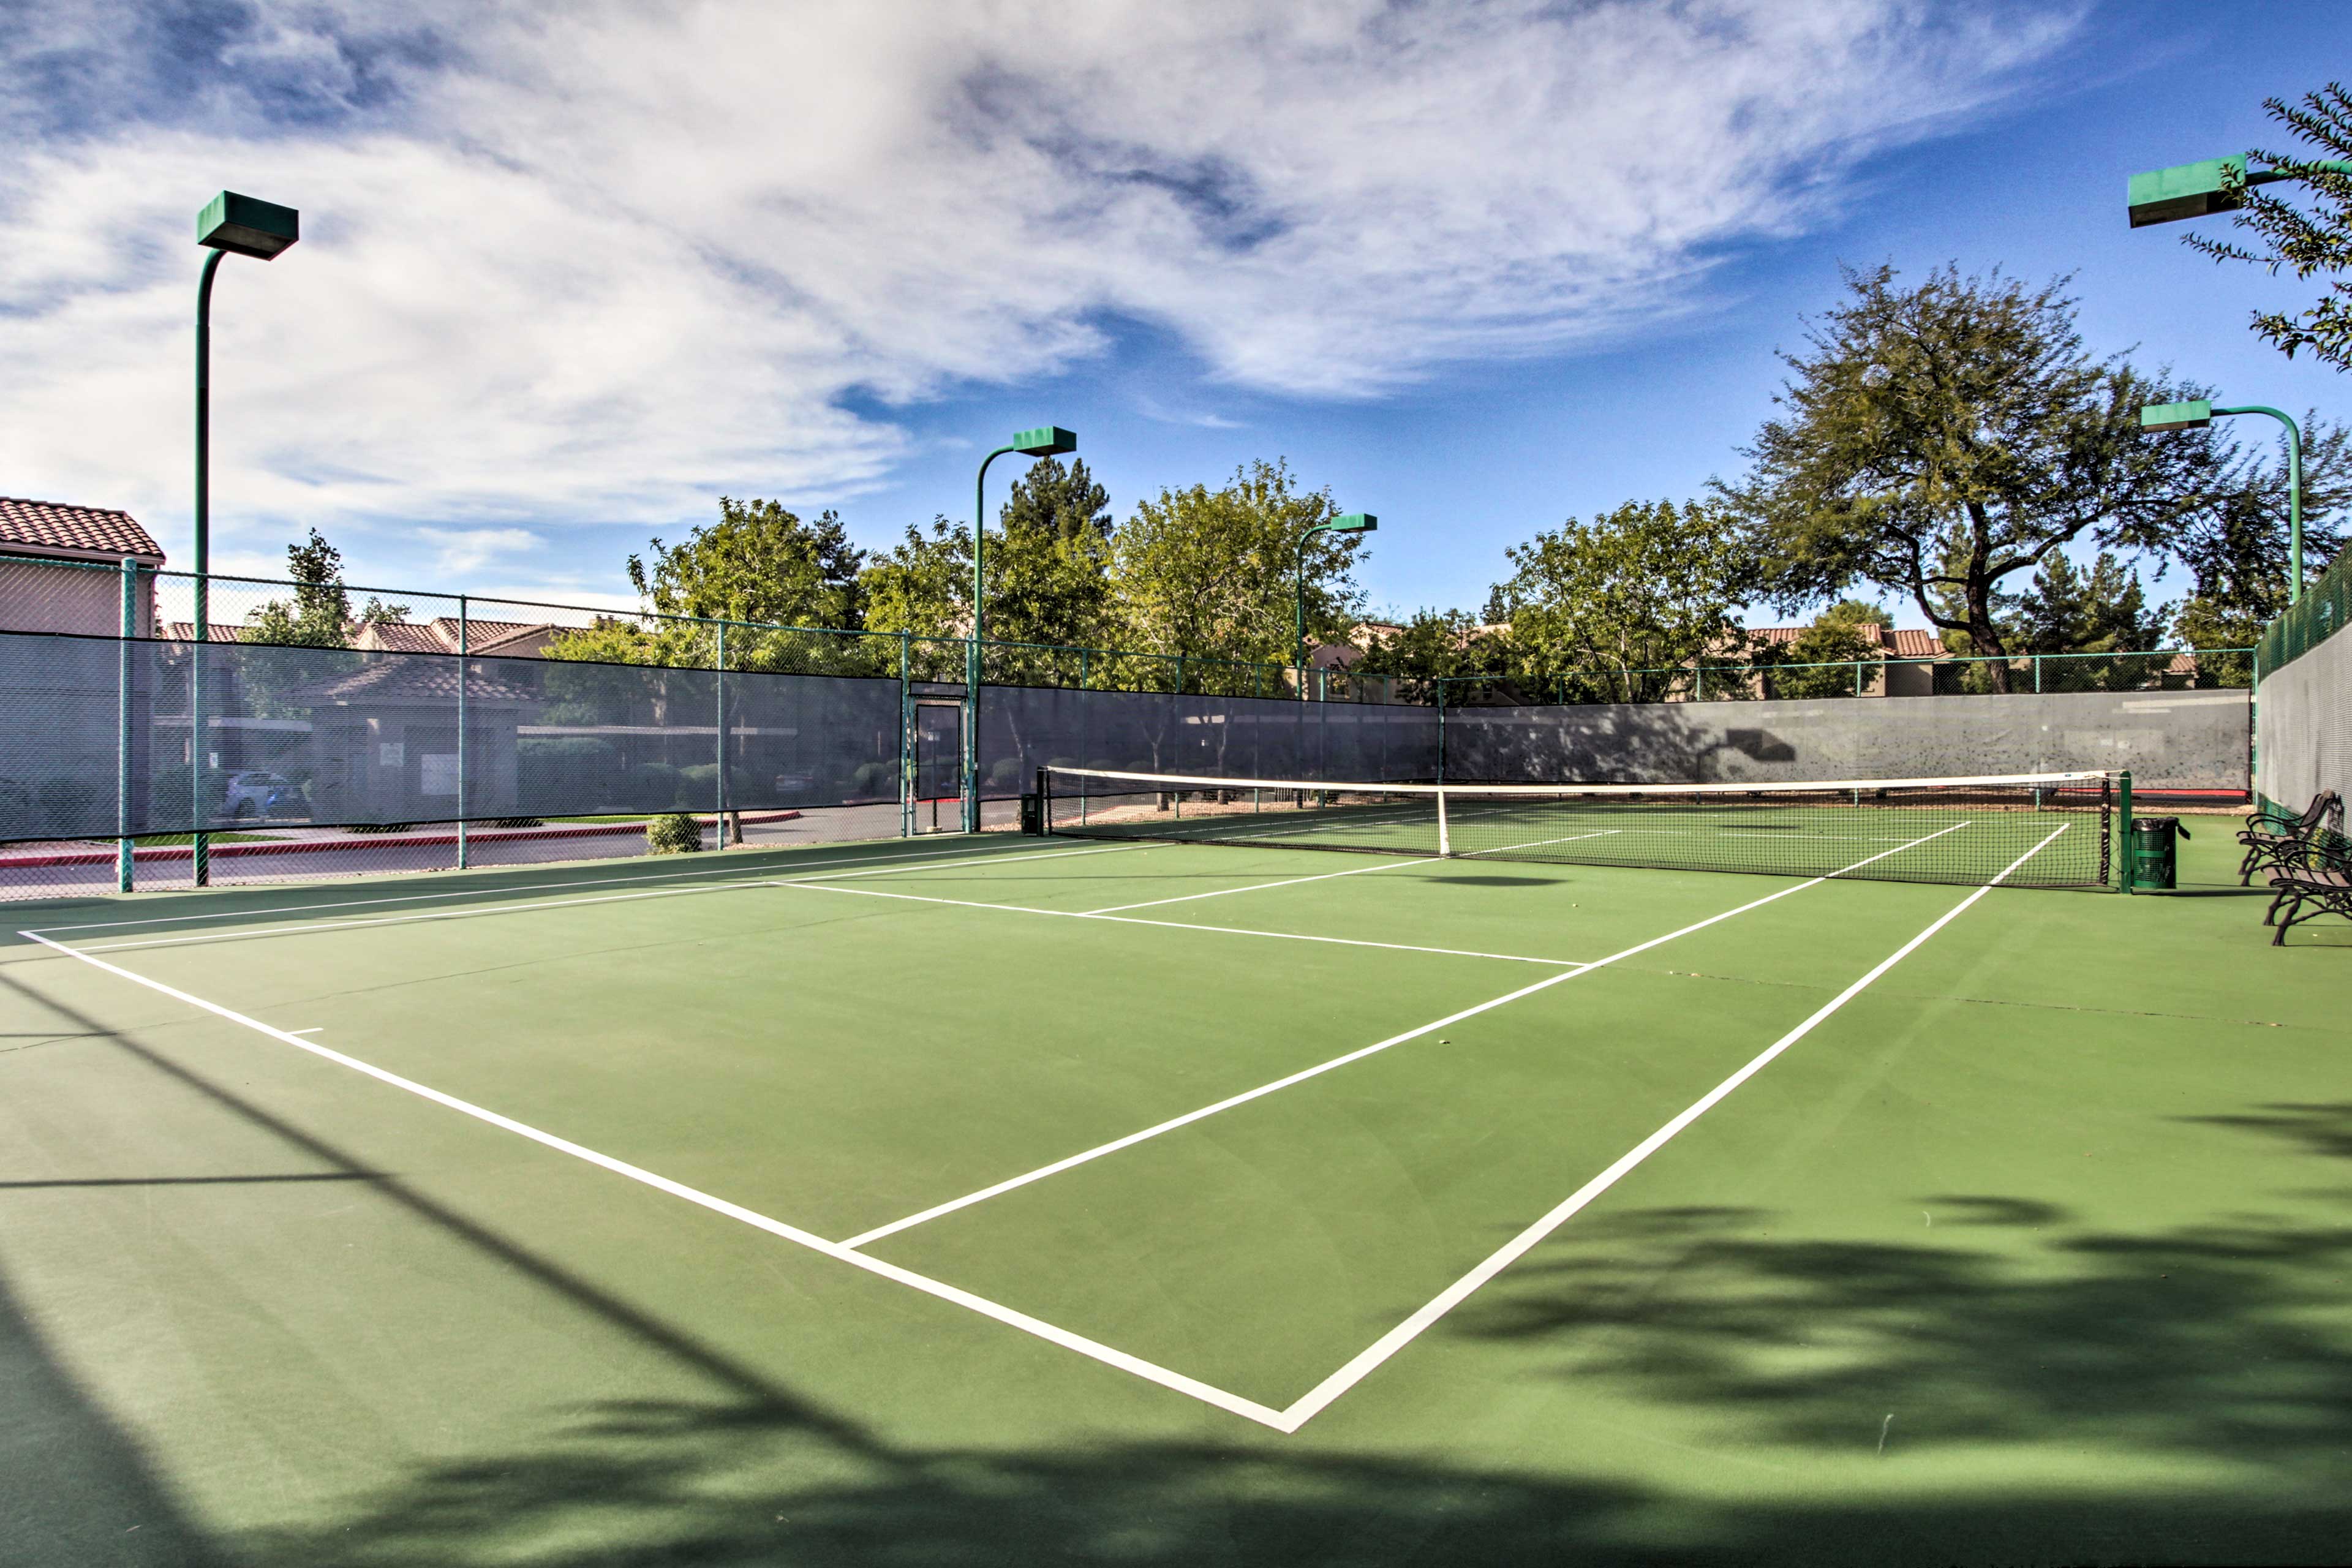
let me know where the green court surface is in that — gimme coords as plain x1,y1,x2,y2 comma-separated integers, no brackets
2,827,2346,1565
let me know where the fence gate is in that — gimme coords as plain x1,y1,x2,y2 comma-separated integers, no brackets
912,700,965,835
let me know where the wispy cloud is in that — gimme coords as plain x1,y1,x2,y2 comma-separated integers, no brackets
417,525,543,576
0,0,2086,567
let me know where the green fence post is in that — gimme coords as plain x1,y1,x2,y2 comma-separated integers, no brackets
715,622,728,847
2034,654,2042,693
1175,653,1185,696
190,564,208,888
1694,662,1703,701
456,595,469,869
117,557,137,892
1079,648,1089,692
899,631,913,838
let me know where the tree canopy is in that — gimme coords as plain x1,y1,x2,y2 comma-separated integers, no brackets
1110,459,1365,676
2188,82,2352,374
1489,499,1755,703
1721,265,2236,689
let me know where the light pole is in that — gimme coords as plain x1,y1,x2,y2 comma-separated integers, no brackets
2140,399,2305,604
967,424,1077,832
1295,513,1376,700
192,190,298,884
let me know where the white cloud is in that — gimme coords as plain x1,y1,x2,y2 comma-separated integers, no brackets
418,525,544,575
0,0,2085,568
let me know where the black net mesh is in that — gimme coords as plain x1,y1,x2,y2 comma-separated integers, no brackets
1042,767,2113,889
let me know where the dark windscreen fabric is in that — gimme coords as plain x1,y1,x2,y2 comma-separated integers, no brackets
0,631,901,838
976,685,1441,799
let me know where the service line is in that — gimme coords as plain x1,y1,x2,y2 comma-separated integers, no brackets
837,822,1971,1251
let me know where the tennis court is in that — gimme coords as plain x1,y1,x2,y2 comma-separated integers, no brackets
6,809,2347,1564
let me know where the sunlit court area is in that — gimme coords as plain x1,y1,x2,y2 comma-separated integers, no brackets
6,5,2352,1566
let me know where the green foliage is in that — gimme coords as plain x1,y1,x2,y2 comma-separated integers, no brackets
1722,264,2219,690
1110,459,1365,672
1761,600,1892,699
859,517,969,644
2014,552,2169,656
985,458,1118,673
1348,609,1511,693
2185,83,2352,372
646,812,703,854
245,528,409,649
1489,499,1755,703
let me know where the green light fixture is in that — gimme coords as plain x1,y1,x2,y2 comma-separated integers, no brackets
2141,399,2306,604
190,189,300,884
1295,512,1378,700
967,424,1079,832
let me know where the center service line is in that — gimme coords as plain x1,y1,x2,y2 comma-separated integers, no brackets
837,822,1972,1251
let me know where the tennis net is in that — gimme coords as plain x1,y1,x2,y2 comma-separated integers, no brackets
1038,766,2115,888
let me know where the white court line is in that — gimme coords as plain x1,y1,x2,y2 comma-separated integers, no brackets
1083,856,1417,914
61,843,1145,956
791,881,1586,966
837,821,1973,1251
15,930,1291,1432
288,1028,323,1036
1459,827,1621,858
26,839,1085,937
1270,823,2067,1431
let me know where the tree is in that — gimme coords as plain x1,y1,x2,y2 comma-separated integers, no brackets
2185,82,2352,373
246,527,406,647
1722,265,2220,690
985,458,1118,675
1349,609,1510,679
2013,552,2168,655
1488,499,1756,704
1110,459,1365,683
857,516,970,678
552,499,877,674
1762,598,1889,700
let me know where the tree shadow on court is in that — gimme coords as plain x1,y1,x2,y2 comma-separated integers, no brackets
13,948,2352,1566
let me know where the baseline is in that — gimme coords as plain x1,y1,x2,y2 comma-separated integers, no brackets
54,843,1146,957
25,837,1092,938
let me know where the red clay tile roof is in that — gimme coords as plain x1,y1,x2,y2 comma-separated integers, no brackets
0,497,164,563
1885,628,1944,658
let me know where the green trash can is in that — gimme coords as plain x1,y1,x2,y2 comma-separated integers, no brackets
2127,815,2190,891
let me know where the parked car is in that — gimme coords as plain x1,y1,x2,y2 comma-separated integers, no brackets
222,771,307,820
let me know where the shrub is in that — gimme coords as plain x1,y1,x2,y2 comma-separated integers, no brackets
647,812,703,854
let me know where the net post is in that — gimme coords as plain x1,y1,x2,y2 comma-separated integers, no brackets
116,556,136,892
2116,770,2133,894
1436,677,1448,783
456,594,469,870
1436,785,1452,858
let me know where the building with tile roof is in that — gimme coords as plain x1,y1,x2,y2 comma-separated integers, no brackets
0,497,165,636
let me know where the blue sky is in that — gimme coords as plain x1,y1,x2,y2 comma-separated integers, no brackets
0,1,2341,630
